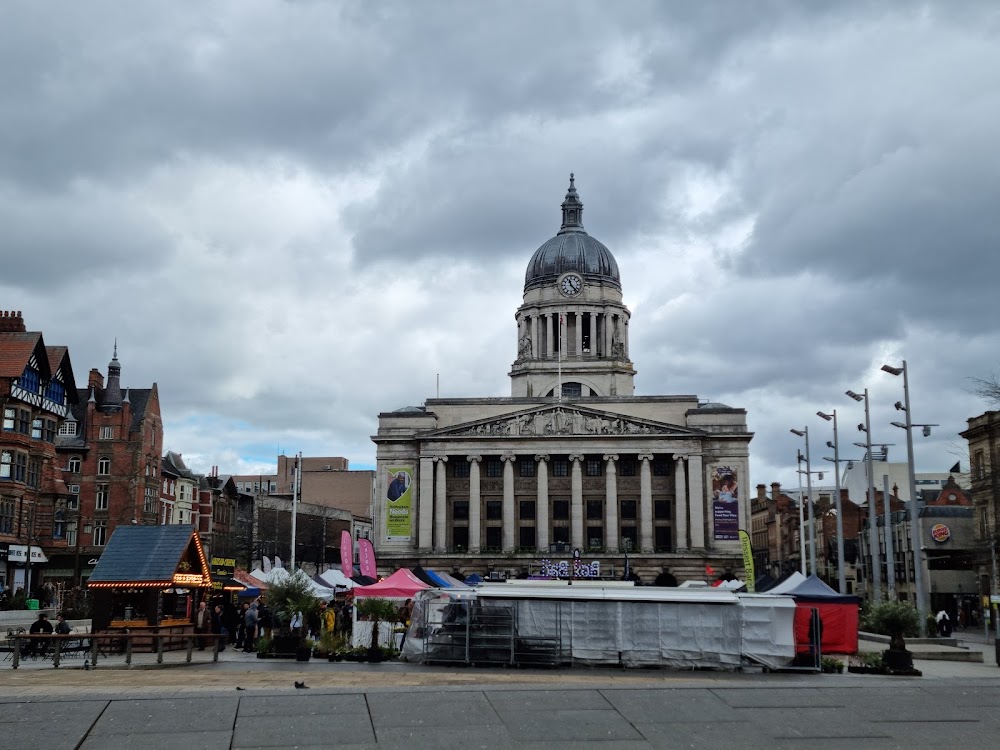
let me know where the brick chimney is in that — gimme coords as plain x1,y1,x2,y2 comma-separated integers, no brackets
0,310,26,333
770,482,781,500
89,368,104,390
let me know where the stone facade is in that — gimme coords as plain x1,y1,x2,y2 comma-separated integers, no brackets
372,179,753,582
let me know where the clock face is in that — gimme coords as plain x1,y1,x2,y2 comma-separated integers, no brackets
560,274,583,296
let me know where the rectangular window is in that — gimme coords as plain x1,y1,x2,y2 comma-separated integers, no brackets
31,418,43,439
587,528,604,550
586,499,603,520
53,510,66,539
652,458,670,476
620,526,638,550
519,500,536,520
0,499,13,533
0,450,11,479
453,500,469,521
99,426,115,440
975,450,985,480
654,526,673,552
519,525,536,549
485,459,503,478
519,459,536,478
96,483,109,510
552,459,569,477
98,456,111,475
452,461,470,478
269,482,277,492
619,459,636,477
44,419,55,442
620,500,637,519
552,500,569,520
93,521,108,546
452,526,469,551
144,487,157,513
486,500,503,520
14,453,26,482
67,491,79,509
552,525,570,544
585,459,602,477
66,521,77,547
68,456,81,473
2,408,14,431
27,458,40,488
485,526,502,550
654,500,671,519
58,421,77,436
17,410,30,435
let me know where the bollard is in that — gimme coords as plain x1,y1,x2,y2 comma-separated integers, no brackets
12,637,19,669
91,636,99,668
157,634,164,664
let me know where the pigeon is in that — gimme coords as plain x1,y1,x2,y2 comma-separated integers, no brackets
236,687,246,691
294,681,310,689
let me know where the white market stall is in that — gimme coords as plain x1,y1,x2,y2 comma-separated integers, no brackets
400,582,797,670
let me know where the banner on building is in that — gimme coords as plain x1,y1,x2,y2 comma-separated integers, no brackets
385,466,413,541
358,538,377,579
340,530,353,577
711,466,740,541
738,529,756,593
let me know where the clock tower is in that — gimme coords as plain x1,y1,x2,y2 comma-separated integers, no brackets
510,175,635,398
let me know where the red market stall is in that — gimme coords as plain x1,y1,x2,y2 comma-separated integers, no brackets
353,568,429,599
784,575,860,655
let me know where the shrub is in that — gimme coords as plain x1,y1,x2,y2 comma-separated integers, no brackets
861,601,920,651
264,570,319,637
356,597,399,653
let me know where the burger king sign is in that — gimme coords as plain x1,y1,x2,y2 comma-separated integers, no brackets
930,523,951,543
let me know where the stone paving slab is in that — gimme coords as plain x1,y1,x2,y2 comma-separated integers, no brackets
79,730,234,750
88,697,239,735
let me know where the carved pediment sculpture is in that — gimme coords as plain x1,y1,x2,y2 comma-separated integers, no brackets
439,406,690,438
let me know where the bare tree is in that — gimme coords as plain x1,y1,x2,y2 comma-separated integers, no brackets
969,375,1000,406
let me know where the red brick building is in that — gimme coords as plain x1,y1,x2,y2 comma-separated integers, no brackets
53,347,162,586
0,311,78,597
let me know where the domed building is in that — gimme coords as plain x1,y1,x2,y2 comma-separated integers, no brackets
373,177,752,582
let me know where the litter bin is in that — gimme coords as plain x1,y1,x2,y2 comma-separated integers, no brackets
26,599,39,610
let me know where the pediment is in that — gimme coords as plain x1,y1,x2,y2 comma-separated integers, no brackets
424,405,704,439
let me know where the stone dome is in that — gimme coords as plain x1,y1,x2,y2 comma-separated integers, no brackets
524,175,621,292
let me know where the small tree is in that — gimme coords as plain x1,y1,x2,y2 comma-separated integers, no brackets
265,570,319,641
862,601,920,652
356,597,398,657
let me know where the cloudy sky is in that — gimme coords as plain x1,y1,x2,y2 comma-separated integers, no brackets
4,1,999,490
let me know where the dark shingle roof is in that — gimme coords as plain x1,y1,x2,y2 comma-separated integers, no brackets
89,525,205,584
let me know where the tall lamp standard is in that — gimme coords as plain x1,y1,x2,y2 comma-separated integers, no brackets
847,388,881,605
817,410,847,594
791,428,817,576
882,361,932,636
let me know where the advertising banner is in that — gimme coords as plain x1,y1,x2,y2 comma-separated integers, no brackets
340,530,353,577
358,538,377,579
711,465,740,540
385,466,413,541
738,529,756,593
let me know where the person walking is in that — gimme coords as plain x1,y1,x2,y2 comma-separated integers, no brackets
211,604,226,652
235,603,249,649
193,601,212,650
242,601,258,653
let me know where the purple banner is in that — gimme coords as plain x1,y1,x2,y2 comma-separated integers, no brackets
712,466,740,540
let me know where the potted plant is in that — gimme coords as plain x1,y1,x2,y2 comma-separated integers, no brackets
265,570,319,657
861,601,920,672
255,635,272,659
355,597,399,662
319,631,348,661
295,638,315,662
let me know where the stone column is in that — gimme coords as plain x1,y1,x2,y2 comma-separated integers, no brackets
569,454,584,550
588,311,596,357
604,311,612,357
535,455,550,552
639,453,653,552
468,455,482,553
604,454,619,553
688,454,705,549
674,455,688,552
531,315,539,358
434,456,448,552
545,314,554,358
574,312,583,357
502,453,516,552
624,319,629,359
418,456,434,550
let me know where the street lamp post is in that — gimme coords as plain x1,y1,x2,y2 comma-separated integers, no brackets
791,429,817,575
795,451,806,575
882,361,932,636
818,410,847,594
847,388,881,605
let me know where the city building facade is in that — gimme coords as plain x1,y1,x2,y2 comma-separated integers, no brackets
961,410,1000,608
372,178,753,581
0,311,77,596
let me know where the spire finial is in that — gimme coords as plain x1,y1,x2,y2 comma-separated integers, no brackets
113,338,118,360
558,173,585,233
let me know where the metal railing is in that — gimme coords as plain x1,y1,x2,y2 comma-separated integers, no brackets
6,632,226,669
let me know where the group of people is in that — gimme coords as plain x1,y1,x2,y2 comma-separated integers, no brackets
19,612,73,658
190,596,355,653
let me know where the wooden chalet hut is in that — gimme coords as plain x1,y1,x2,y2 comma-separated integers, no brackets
87,525,212,636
